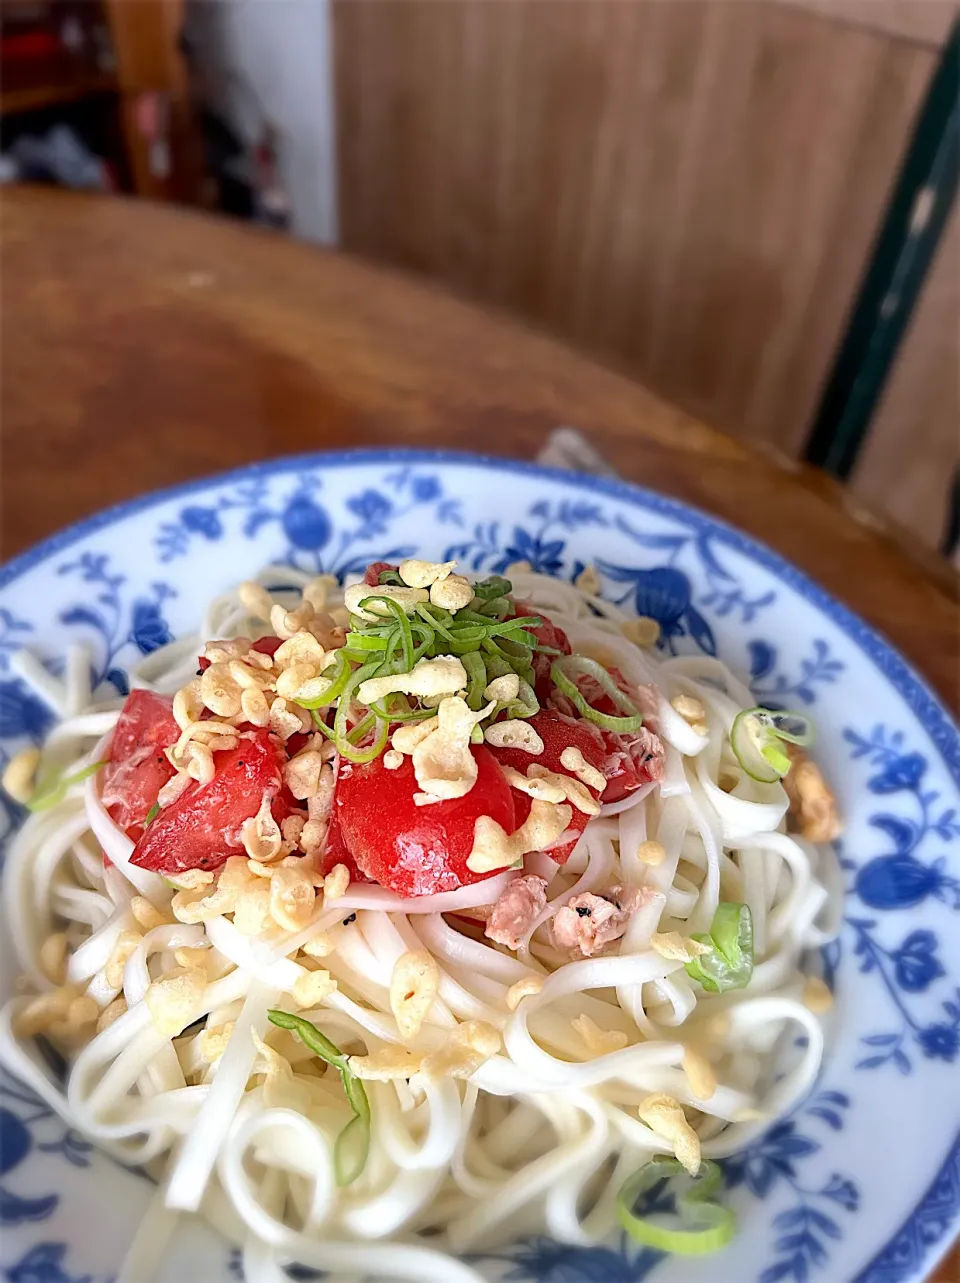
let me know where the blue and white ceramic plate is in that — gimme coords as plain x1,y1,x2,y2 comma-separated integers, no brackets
1,450,958,1283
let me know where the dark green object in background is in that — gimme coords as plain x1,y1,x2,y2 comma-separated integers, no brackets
804,18,959,549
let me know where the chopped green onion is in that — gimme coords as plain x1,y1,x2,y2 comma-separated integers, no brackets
27,760,107,813
550,655,644,733
446,626,489,655
144,801,161,827
293,650,353,710
485,617,541,642
452,608,500,626
475,597,511,620
343,632,389,652
461,652,488,712
415,602,455,645
370,694,435,724
730,707,812,783
310,710,335,740
341,713,390,764
340,647,382,665
617,1158,736,1255
267,1010,370,1186
684,902,754,993
472,575,512,601
358,596,414,674
377,569,405,587
482,652,513,682
503,677,539,720
492,635,537,662
331,660,387,763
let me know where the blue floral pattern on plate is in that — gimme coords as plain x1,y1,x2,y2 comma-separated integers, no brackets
155,466,463,576
0,1071,103,1283
818,727,960,1077
0,450,957,1283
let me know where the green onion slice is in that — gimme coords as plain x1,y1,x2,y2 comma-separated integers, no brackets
550,655,644,733
475,597,512,620
483,652,513,682
343,631,389,652
358,596,414,674
377,569,405,587
293,650,353,710
617,1157,736,1255
340,713,389,765
472,575,512,601
415,602,456,645
369,694,434,724
730,707,813,783
267,1010,370,1186
503,677,539,721
331,661,389,763
684,902,754,994
461,652,488,712
144,801,161,827
27,760,107,813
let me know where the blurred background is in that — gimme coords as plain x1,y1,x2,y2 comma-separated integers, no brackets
2,0,957,558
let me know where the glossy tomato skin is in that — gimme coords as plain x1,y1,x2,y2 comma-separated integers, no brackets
512,601,572,702
335,746,516,896
490,709,606,864
100,691,180,839
130,728,283,875
317,807,367,883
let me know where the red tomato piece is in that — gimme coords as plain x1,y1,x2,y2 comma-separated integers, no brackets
335,746,516,896
556,664,664,804
511,601,572,701
364,562,398,587
130,729,283,875
250,635,283,657
100,691,180,839
490,709,606,864
316,807,367,883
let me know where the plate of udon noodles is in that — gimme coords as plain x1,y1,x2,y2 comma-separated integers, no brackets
0,451,957,1283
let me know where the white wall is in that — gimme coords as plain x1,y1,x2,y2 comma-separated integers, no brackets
189,0,338,244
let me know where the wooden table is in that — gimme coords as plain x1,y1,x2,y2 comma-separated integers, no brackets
2,187,959,1281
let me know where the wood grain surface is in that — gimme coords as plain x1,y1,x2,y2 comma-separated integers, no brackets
854,203,960,548
0,186,958,1280
333,0,958,547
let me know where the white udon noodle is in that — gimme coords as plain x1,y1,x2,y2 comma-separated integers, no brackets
0,568,842,1283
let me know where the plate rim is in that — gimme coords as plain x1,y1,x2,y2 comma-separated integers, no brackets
1,444,958,1282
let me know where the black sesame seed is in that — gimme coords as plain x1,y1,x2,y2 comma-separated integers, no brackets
342,913,357,926
196,668,203,677
576,906,591,918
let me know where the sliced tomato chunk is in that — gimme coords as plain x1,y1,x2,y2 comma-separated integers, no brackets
251,635,284,657
556,665,665,804
316,807,367,883
511,600,572,701
335,746,516,896
490,709,606,865
100,690,180,839
364,562,398,586
130,729,283,875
